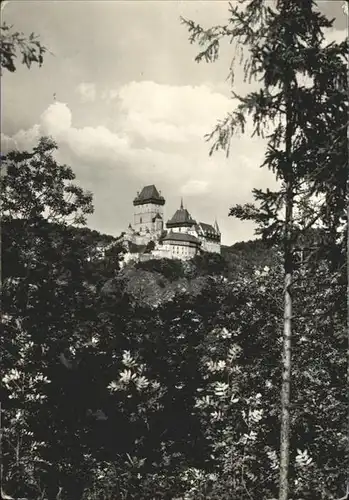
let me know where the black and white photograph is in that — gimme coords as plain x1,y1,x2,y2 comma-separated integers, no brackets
1,0,348,498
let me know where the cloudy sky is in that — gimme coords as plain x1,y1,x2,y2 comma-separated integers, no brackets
1,1,347,244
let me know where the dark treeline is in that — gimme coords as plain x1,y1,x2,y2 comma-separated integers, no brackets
1,137,347,499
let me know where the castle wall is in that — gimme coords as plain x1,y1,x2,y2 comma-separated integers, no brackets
151,247,171,260
134,203,164,233
122,252,141,266
157,241,199,260
126,187,221,263
171,226,197,237
201,239,221,254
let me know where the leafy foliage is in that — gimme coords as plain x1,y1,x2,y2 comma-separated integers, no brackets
182,3,348,499
135,258,185,281
2,136,93,226
3,218,347,499
2,3,348,497
0,21,47,73
182,1,348,251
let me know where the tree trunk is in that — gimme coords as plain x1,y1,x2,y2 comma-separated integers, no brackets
0,162,3,295
346,72,349,500
279,83,294,500
339,151,349,500
279,267,292,500
345,8,349,498
0,402,3,491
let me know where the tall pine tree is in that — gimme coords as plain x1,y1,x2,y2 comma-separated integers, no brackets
182,1,348,498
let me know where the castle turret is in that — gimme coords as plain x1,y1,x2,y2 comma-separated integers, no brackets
214,218,221,236
133,184,165,236
166,199,197,231
123,188,221,262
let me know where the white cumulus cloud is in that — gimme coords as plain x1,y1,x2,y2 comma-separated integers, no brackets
116,81,236,143
1,83,276,244
40,102,72,137
76,83,97,103
180,180,209,196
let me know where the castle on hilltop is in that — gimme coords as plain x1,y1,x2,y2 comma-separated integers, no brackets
121,184,221,264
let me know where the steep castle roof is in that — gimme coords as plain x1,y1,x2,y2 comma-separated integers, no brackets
199,223,216,234
167,199,196,228
162,231,201,246
196,222,221,240
133,185,165,206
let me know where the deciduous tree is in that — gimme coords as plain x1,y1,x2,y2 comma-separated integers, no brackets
0,19,47,73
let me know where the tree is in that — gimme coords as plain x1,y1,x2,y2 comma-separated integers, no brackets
1,136,93,299
1,138,97,497
2,136,93,226
1,9,48,489
178,264,346,499
182,2,348,498
0,20,47,74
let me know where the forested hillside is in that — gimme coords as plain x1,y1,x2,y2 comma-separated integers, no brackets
1,136,347,500
102,242,278,308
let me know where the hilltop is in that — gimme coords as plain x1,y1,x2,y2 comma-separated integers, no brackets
101,238,279,307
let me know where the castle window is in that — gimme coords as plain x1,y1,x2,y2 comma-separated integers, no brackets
140,217,143,223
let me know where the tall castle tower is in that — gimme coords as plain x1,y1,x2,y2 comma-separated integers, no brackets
122,186,222,265
133,185,165,237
